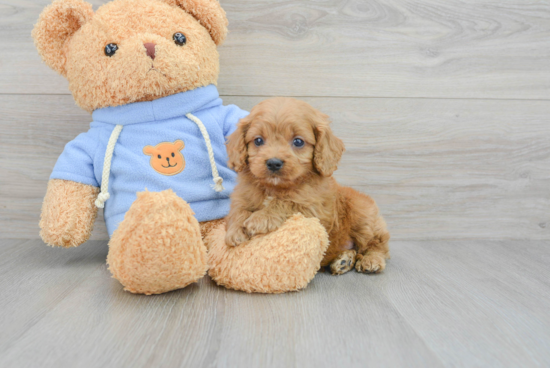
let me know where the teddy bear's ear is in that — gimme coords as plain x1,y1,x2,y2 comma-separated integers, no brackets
32,0,94,76
143,145,157,156
174,140,185,150
163,0,228,46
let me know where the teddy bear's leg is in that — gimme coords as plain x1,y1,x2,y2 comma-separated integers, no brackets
107,190,207,295
207,214,329,293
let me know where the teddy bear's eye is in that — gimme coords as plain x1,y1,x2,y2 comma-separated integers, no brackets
173,32,187,46
104,43,118,57
157,154,161,159
171,152,175,157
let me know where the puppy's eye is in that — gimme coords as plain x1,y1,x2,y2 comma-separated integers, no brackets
173,32,187,46
105,43,118,57
293,138,305,148
254,137,265,147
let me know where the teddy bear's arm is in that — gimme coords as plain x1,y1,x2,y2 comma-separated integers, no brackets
39,179,100,248
222,104,250,138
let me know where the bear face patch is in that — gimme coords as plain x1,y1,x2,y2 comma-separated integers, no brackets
143,140,185,176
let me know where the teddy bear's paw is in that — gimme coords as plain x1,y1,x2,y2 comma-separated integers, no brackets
355,252,386,274
39,179,99,248
243,211,285,237
107,190,207,295
225,225,250,247
329,250,357,275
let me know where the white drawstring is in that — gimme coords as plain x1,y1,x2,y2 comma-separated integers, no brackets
95,124,123,208
186,113,225,192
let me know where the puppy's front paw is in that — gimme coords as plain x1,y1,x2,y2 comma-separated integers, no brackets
225,226,250,247
355,253,386,274
243,212,283,237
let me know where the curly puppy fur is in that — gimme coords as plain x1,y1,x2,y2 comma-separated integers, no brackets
225,98,390,274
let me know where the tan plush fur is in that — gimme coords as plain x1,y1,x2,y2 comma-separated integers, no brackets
207,214,329,293
32,0,226,112
107,190,207,295
225,98,391,274
39,179,99,247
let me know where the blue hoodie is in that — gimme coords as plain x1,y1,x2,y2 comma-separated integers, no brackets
50,85,248,237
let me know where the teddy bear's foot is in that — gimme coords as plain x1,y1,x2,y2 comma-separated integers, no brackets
107,190,207,295
207,214,329,293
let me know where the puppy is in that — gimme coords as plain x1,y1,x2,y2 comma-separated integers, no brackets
225,98,390,275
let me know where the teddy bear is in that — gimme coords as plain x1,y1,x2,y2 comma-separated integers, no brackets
33,0,329,294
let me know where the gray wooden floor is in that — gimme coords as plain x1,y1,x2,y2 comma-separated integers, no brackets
1,238,549,367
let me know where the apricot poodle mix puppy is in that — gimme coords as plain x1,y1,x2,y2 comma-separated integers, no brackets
225,97,390,275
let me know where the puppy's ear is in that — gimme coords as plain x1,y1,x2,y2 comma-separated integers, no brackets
226,117,251,172
32,0,94,76
312,111,345,177
162,0,228,46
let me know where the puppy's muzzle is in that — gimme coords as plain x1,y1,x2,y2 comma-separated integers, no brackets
266,158,284,172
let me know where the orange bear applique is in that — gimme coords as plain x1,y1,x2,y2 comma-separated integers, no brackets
143,140,185,176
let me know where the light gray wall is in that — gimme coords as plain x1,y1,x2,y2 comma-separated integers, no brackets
1,0,549,240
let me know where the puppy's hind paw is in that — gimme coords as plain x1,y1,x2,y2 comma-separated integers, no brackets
225,226,249,247
330,250,357,275
355,253,386,274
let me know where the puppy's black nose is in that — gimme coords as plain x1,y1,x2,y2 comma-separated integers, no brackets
266,158,284,172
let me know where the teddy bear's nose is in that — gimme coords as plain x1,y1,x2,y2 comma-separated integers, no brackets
144,43,156,60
